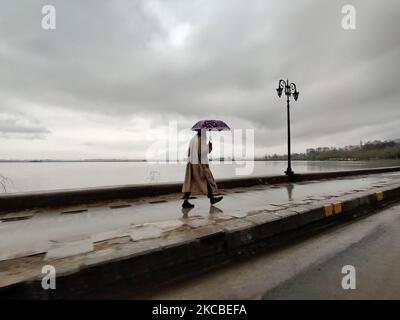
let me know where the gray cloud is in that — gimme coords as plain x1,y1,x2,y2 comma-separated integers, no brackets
0,112,50,139
0,0,400,157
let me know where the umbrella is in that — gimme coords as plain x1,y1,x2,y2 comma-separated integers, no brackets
191,120,231,132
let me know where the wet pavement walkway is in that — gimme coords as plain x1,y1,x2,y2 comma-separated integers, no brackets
1,171,400,263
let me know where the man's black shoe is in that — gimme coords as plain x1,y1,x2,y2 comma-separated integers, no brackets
182,201,195,208
210,196,223,205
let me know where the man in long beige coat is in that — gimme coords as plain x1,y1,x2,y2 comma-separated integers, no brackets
182,130,223,208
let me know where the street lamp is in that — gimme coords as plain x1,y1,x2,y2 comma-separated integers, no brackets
276,79,299,180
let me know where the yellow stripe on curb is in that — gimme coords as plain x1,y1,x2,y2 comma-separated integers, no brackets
324,204,333,217
376,191,384,201
334,202,342,214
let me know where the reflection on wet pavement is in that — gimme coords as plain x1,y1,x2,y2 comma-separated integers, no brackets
209,206,223,215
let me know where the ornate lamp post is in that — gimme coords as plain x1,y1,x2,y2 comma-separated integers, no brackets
276,79,299,180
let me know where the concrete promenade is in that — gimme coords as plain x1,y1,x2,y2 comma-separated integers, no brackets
1,169,400,298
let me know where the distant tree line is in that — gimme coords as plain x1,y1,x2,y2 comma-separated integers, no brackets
265,140,400,161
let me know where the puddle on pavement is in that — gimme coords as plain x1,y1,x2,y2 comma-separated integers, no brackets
110,204,132,209
61,209,88,215
149,200,168,204
0,216,32,223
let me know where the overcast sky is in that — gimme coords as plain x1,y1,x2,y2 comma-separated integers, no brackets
1,0,400,159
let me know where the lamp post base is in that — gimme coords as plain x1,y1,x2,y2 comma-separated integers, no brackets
285,168,294,180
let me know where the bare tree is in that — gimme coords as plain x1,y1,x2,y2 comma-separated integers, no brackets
0,174,9,193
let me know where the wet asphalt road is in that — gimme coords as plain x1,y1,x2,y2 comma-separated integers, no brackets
263,205,400,299
144,204,400,300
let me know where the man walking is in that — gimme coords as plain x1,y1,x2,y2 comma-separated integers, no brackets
182,130,223,208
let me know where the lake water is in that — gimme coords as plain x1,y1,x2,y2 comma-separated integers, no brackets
1,160,400,194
